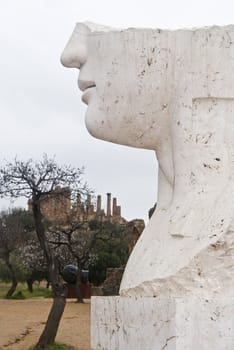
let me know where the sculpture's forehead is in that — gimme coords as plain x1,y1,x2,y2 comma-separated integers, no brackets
75,21,234,37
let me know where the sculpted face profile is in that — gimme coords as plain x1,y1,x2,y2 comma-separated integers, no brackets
61,23,234,297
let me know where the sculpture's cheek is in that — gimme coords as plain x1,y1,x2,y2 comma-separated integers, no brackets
83,77,170,150
82,30,172,148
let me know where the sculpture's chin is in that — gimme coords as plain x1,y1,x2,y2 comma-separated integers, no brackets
85,107,112,142
85,107,160,150
85,106,129,146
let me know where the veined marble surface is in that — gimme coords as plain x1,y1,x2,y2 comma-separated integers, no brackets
91,296,234,350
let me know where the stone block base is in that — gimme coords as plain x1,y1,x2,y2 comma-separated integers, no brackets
91,296,234,349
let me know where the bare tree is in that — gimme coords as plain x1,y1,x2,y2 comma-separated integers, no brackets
0,154,90,350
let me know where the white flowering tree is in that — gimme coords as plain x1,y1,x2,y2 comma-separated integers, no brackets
18,232,48,292
0,208,33,296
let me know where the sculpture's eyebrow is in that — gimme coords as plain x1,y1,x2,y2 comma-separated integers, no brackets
73,28,107,38
74,22,121,37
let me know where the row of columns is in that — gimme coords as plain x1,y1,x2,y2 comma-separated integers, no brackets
77,193,121,218
100,193,121,218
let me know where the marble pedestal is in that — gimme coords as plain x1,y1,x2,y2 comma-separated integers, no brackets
91,296,234,350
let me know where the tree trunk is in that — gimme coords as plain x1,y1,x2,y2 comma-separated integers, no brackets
75,269,84,303
5,254,17,297
32,200,67,349
26,278,34,293
35,293,66,349
6,278,17,297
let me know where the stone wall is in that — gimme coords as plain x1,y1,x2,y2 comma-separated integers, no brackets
125,219,145,254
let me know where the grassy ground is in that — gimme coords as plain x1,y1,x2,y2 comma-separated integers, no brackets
0,281,52,299
28,341,75,349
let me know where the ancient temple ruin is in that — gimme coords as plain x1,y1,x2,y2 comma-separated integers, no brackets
28,186,126,224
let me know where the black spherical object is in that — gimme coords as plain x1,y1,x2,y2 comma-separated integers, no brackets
61,264,78,284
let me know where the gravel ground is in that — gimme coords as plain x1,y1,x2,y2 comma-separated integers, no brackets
0,298,90,350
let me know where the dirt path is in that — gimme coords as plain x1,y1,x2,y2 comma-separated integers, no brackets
0,299,90,350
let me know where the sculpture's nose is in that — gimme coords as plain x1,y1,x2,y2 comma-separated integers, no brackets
60,23,89,69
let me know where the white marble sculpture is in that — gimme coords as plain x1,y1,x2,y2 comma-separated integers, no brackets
61,23,234,298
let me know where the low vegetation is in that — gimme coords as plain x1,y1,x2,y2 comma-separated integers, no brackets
29,341,75,350
0,282,52,299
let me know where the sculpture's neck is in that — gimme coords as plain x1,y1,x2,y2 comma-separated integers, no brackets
157,97,234,239
156,154,173,211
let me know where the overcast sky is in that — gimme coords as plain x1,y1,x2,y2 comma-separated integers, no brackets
0,0,234,221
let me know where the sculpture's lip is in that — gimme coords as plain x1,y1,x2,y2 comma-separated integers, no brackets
78,79,96,104
81,86,96,105
78,79,96,92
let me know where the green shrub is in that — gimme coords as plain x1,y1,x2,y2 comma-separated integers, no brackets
88,219,102,230
29,341,75,350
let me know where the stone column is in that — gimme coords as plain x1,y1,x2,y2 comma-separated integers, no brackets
106,193,111,219
116,205,121,217
86,194,93,215
112,197,117,216
97,195,102,214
